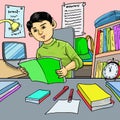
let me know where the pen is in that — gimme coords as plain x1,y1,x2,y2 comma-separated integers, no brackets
53,86,69,101
68,88,74,102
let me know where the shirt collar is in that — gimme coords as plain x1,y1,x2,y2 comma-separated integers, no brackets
42,38,56,47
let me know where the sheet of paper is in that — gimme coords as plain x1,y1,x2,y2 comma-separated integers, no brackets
62,2,86,36
46,99,80,114
5,5,25,38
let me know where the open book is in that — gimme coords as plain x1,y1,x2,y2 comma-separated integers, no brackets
19,57,66,84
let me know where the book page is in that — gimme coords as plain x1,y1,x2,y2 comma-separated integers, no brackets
62,2,86,36
19,59,47,83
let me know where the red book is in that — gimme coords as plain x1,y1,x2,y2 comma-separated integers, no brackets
95,29,101,55
77,90,114,111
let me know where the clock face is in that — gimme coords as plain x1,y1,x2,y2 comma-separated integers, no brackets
103,62,118,79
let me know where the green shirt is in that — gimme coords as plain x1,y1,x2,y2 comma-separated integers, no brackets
36,38,83,78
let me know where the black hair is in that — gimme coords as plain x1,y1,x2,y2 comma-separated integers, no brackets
26,12,53,32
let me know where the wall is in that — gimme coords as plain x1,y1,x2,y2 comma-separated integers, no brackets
0,0,120,59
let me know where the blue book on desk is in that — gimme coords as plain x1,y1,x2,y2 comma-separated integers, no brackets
0,81,19,95
25,89,51,104
106,81,120,95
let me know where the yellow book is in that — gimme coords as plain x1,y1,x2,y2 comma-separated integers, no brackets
95,61,99,78
101,62,107,78
77,83,111,107
95,61,103,78
99,31,103,53
110,29,115,51
83,62,92,66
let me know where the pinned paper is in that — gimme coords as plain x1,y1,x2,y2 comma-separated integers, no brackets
5,5,25,38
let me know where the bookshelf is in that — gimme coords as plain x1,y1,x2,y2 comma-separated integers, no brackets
91,20,120,78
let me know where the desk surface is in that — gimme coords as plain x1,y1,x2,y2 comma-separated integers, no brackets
0,78,119,120
0,60,27,78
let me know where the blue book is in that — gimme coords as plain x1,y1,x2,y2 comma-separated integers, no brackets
25,89,51,104
106,81,120,96
0,81,19,95
103,28,107,52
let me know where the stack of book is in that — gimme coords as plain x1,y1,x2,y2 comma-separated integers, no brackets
25,89,51,104
0,81,21,102
77,83,114,111
106,81,120,102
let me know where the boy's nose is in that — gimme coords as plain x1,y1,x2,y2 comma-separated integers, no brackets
38,30,43,35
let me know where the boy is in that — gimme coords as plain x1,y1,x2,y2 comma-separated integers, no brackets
26,11,83,78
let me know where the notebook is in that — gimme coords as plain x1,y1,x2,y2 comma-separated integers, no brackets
106,81,120,101
0,84,21,102
106,81,120,94
19,57,65,84
25,89,51,104
0,81,19,94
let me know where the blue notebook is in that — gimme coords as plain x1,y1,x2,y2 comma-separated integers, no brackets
106,81,120,96
0,81,19,95
25,89,50,104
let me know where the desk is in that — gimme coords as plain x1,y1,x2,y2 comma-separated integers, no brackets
0,59,27,78
0,78,119,120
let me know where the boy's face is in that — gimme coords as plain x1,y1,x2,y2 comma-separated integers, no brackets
29,20,56,42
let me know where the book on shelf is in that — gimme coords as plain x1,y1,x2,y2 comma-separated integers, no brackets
101,62,107,78
109,29,115,51
99,31,103,54
95,61,103,78
106,27,111,51
106,81,120,102
77,90,114,111
25,89,51,104
77,83,112,107
95,29,101,55
95,61,107,78
19,57,66,84
0,81,21,102
113,24,120,50
103,28,107,52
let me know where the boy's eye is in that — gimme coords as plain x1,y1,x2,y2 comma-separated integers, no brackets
41,26,46,29
34,29,37,32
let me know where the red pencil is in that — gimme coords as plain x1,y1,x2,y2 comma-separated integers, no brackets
53,86,69,101
68,89,74,102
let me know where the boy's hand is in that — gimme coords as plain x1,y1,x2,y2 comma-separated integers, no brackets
56,67,67,78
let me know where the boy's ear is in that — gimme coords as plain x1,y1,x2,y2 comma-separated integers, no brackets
29,32,33,37
52,20,57,28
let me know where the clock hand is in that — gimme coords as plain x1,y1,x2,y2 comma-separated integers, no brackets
109,68,111,72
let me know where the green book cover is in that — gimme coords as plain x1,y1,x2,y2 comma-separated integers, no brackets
19,57,65,84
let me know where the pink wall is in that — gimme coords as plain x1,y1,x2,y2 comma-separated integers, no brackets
0,0,120,59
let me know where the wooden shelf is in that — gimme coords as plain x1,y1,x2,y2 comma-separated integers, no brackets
96,50,120,58
96,20,120,29
91,19,120,78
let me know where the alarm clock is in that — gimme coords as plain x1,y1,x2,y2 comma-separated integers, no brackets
102,58,120,79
